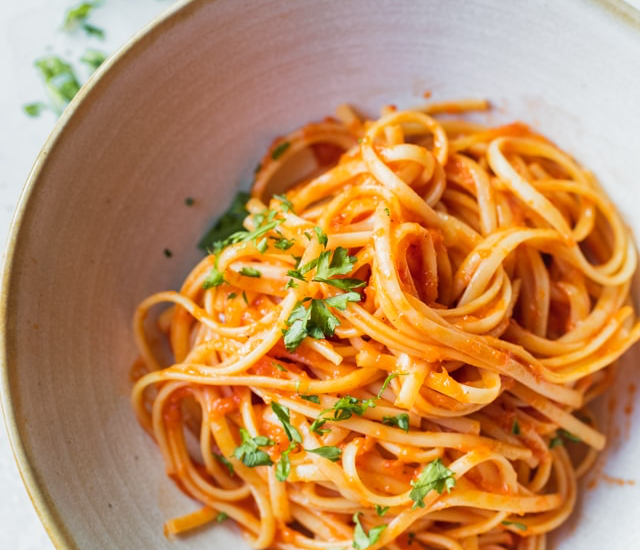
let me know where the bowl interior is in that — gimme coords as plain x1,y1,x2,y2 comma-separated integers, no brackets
3,0,640,548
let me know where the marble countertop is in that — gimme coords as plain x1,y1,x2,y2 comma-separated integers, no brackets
0,2,175,548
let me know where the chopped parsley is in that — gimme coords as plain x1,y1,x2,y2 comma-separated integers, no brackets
23,102,47,117
300,394,320,404
271,141,290,160
276,442,296,482
549,428,580,448
375,505,389,516
511,419,520,435
228,292,237,299
376,373,406,398
270,402,302,443
273,194,294,213
410,458,456,508
314,226,328,247
185,197,195,207
312,247,365,291
80,49,106,71
33,56,82,114
310,395,375,433
352,512,387,550
256,238,268,254
272,362,288,372
272,234,295,250
382,413,410,432
63,2,104,38
502,520,527,531
558,429,581,442
163,248,172,258
384,208,390,217
239,266,261,278
242,291,249,305
202,264,225,289
305,446,342,462
216,512,229,523
198,191,249,253
282,292,361,351
233,429,274,467
212,453,235,476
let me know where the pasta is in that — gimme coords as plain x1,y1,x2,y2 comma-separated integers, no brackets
131,98,640,550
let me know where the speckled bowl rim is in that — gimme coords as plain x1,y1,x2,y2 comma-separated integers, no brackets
1,0,639,548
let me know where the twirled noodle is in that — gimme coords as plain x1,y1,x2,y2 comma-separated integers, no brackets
132,99,640,550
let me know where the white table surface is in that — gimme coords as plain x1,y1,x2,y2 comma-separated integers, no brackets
1,1,640,550
0,2,176,548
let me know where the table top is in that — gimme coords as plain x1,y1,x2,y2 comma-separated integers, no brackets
0,2,174,548
1,1,639,549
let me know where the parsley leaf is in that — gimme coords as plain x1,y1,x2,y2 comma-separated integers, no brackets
272,234,295,250
300,394,320,404
272,141,290,160
375,505,389,517
310,395,375,433
276,442,296,482
212,453,235,476
315,277,366,291
558,429,581,442
270,402,302,443
410,458,456,508
23,102,47,117
228,292,237,299
305,446,342,462
272,362,287,372
382,413,410,432
314,226,328,247
233,428,274,467
242,291,249,305
216,512,229,523
198,192,249,253
282,293,361,351
376,373,406,398
239,266,261,278
63,2,104,38
273,194,294,213
511,419,520,435
256,237,268,254
33,56,81,114
502,520,527,531
352,512,387,550
314,247,357,279
203,265,225,289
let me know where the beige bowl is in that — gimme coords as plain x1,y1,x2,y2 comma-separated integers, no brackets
3,0,640,548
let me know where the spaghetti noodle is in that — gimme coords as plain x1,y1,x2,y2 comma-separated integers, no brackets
132,99,640,550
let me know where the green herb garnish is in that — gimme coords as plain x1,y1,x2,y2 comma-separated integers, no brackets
212,453,235,476
502,520,527,531
197,192,249,253
305,446,342,462
300,394,320,404
375,505,389,516
410,458,456,508
23,102,47,117
271,141,290,160
233,428,274,467
382,413,410,432
80,49,106,71
216,512,229,523
511,419,520,435
239,266,261,278
270,402,302,443
352,512,387,550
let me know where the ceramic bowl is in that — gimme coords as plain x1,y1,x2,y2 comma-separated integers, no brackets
2,0,640,548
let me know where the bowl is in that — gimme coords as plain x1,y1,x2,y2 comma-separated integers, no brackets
2,0,640,548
